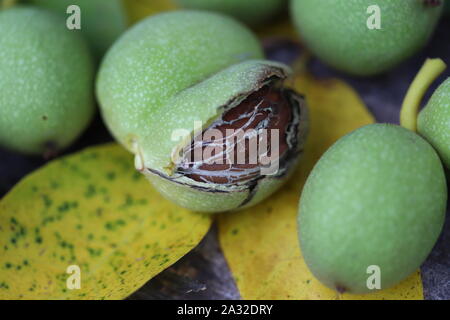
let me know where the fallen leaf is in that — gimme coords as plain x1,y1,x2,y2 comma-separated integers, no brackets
255,18,299,41
218,72,423,300
123,0,177,25
0,143,212,299
123,0,300,43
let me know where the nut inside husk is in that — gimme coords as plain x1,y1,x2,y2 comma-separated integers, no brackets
135,61,309,212
173,82,304,187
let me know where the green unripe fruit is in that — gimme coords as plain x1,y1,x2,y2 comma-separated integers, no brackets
0,7,95,155
175,0,286,26
418,78,450,169
30,0,127,58
299,124,447,294
97,11,308,213
290,0,443,76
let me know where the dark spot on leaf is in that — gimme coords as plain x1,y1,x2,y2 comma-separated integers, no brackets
58,202,71,212
87,247,103,257
42,195,52,208
50,181,60,189
0,282,9,289
96,207,103,216
132,172,141,181
106,171,116,181
85,184,96,198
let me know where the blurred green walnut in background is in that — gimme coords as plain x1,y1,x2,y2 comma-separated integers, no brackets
290,0,443,76
0,7,95,155
399,59,449,171
175,0,287,26
418,78,450,169
30,0,127,58
97,11,308,213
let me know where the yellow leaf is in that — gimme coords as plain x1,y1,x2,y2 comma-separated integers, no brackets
123,0,300,43
218,72,423,300
255,19,299,42
0,143,212,300
123,0,177,25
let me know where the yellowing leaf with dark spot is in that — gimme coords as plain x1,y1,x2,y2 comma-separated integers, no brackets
0,143,212,300
123,0,177,25
218,72,424,300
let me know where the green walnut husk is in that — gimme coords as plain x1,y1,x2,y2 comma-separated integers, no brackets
299,124,447,294
418,78,450,169
97,11,308,213
0,7,94,155
399,58,449,171
175,0,287,26
290,0,443,76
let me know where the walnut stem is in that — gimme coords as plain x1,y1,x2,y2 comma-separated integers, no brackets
400,58,446,131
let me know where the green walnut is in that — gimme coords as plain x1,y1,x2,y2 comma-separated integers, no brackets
30,0,127,58
290,0,443,76
298,124,447,294
399,58,449,171
97,11,308,213
418,78,450,169
0,7,95,155
175,0,287,26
